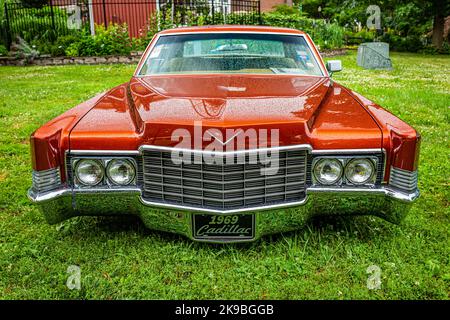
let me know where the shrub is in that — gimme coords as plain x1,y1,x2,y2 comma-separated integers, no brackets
316,22,344,49
345,29,376,45
0,44,8,56
64,42,79,57
380,30,425,52
62,24,133,57
10,36,39,62
261,11,345,49
271,4,301,16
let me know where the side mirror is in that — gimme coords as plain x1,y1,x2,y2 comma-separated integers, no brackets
326,60,342,75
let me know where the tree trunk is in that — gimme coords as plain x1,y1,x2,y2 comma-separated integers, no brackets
432,14,445,49
286,0,293,6
431,0,446,49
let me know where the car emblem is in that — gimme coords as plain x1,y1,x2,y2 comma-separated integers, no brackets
205,129,243,146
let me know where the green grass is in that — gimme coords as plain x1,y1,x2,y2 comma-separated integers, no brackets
0,52,449,299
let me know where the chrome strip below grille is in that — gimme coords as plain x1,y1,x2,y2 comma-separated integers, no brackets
142,147,308,211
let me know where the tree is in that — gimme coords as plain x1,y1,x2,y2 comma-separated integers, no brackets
431,0,448,49
295,0,449,49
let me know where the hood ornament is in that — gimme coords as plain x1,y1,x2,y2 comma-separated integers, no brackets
205,129,243,146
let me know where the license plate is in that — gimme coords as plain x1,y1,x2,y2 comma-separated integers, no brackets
193,214,255,240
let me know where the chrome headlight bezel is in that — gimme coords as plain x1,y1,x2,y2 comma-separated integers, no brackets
71,156,137,188
311,155,379,187
344,158,376,185
106,159,136,186
74,159,105,186
312,158,344,185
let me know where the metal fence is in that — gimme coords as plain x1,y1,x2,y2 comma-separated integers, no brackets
2,0,261,49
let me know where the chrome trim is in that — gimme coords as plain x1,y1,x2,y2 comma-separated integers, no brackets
311,148,383,154
28,184,418,243
69,156,138,188
28,184,419,207
138,143,313,155
311,155,379,186
307,187,420,202
105,159,137,186
68,147,384,157
67,150,140,155
384,187,420,202
312,158,344,185
61,146,396,209
31,167,62,192
28,187,70,202
141,145,309,212
135,31,327,77
28,187,141,203
73,159,104,187
140,197,309,214
389,167,418,193
344,158,376,185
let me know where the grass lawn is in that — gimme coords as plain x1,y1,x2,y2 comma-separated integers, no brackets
0,51,449,299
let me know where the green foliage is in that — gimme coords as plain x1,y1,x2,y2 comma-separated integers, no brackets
0,44,8,56
379,29,426,53
261,11,344,49
10,36,39,62
0,0,5,22
31,34,79,56
9,5,70,44
318,22,344,49
58,24,132,57
295,0,449,52
271,4,302,16
345,29,376,46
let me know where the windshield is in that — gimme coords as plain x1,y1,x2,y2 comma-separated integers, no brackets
139,33,324,76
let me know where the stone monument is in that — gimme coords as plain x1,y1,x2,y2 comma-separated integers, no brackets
357,42,393,70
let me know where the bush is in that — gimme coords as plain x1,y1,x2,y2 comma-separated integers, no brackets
10,36,39,62
261,11,345,49
380,30,425,52
345,29,376,45
0,44,8,56
62,24,133,57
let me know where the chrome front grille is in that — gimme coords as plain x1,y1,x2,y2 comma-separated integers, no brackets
32,167,61,192
142,148,308,211
389,166,418,193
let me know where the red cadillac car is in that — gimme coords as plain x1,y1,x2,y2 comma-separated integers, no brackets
28,26,420,242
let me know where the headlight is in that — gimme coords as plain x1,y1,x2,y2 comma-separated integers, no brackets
313,158,343,185
106,159,136,185
75,159,104,186
345,158,375,185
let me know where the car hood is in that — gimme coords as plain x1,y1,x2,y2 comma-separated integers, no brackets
69,75,382,150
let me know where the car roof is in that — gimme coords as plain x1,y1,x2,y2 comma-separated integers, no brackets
158,25,306,36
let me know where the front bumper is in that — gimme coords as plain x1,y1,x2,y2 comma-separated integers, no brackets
28,186,419,243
